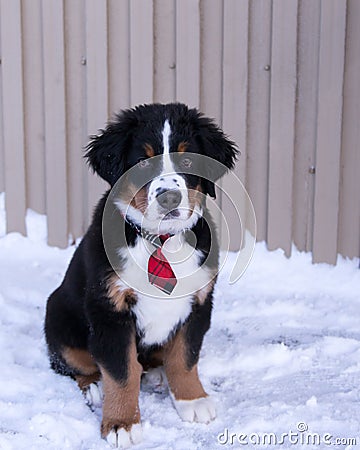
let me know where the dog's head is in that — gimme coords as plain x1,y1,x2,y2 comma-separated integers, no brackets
86,103,238,234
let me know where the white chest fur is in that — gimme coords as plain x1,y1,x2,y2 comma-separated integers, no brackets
116,235,212,346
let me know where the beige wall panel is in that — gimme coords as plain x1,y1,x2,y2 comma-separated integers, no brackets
199,0,224,246
0,0,26,235
153,0,176,103
222,0,248,182
108,0,131,113
129,0,154,106
64,0,87,240
85,0,109,223
22,0,46,214
267,0,298,256
0,0,358,261
0,15,4,193
246,0,272,242
0,110,3,193
312,0,347,264
337,0,360,259
293,0,320,253
176,0,200,107
200,0,223,123
222,0,249,250
42,0,68,247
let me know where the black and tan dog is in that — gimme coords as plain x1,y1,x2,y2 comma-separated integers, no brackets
44,103,237,447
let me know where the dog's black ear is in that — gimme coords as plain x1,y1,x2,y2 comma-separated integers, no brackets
85,112,138,186
196,115,238,199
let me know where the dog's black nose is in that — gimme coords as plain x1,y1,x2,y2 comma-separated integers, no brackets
156,188,182,212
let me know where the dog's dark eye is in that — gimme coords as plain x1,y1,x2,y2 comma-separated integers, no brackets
138,158,150,168
181,157,192,169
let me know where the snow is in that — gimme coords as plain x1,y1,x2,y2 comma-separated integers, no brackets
1,191,360,449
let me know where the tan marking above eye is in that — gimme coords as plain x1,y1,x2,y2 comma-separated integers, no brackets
177,142,188,153
144,143,155,158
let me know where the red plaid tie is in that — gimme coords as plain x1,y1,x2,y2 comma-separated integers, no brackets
145,233,177,295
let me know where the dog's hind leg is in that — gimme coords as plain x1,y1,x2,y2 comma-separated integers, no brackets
45,287,102,407
61,346,102,409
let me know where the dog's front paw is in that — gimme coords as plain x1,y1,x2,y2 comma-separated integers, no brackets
172,395,216,423
102,422,142,448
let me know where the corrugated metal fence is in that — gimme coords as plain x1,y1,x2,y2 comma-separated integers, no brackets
0,0,359,264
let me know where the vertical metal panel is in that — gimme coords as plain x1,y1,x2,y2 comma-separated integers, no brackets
0,13,4,193
85,0,109,222
130,0,154,106
199,0,224,247
153,0,176,103
222,0,249,183
64,0,86,239
246,0,272,242
108,0,131,112
42,0,68,247
312,0,347,264
0,109,3,193
293,0,320,253
199,0,223,123
175,0,200,107
267,0,298,256
22,0,46,214
0,0,26,235
338,0,360,259
0,0,358,262
222,0,249,250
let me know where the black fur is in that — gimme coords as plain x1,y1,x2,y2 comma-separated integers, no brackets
85,103,237,194
44,103,237,396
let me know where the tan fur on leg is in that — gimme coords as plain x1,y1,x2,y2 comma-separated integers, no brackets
163,328,207,401
75,372,101,391
62,347,98,375
100,337,143,438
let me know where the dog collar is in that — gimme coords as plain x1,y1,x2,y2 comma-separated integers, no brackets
123,215,177,295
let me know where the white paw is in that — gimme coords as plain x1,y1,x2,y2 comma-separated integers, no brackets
142,367,167,393
171,395,216,423
106,423,143,448
84,382,103,409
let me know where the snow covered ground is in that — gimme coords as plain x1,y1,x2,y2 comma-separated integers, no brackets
1,192,360,449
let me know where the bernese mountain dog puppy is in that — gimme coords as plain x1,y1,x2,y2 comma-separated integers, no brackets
44,103,237,448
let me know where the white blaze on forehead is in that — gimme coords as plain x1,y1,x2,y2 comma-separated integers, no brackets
162,120,171,154
162,120,174,173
